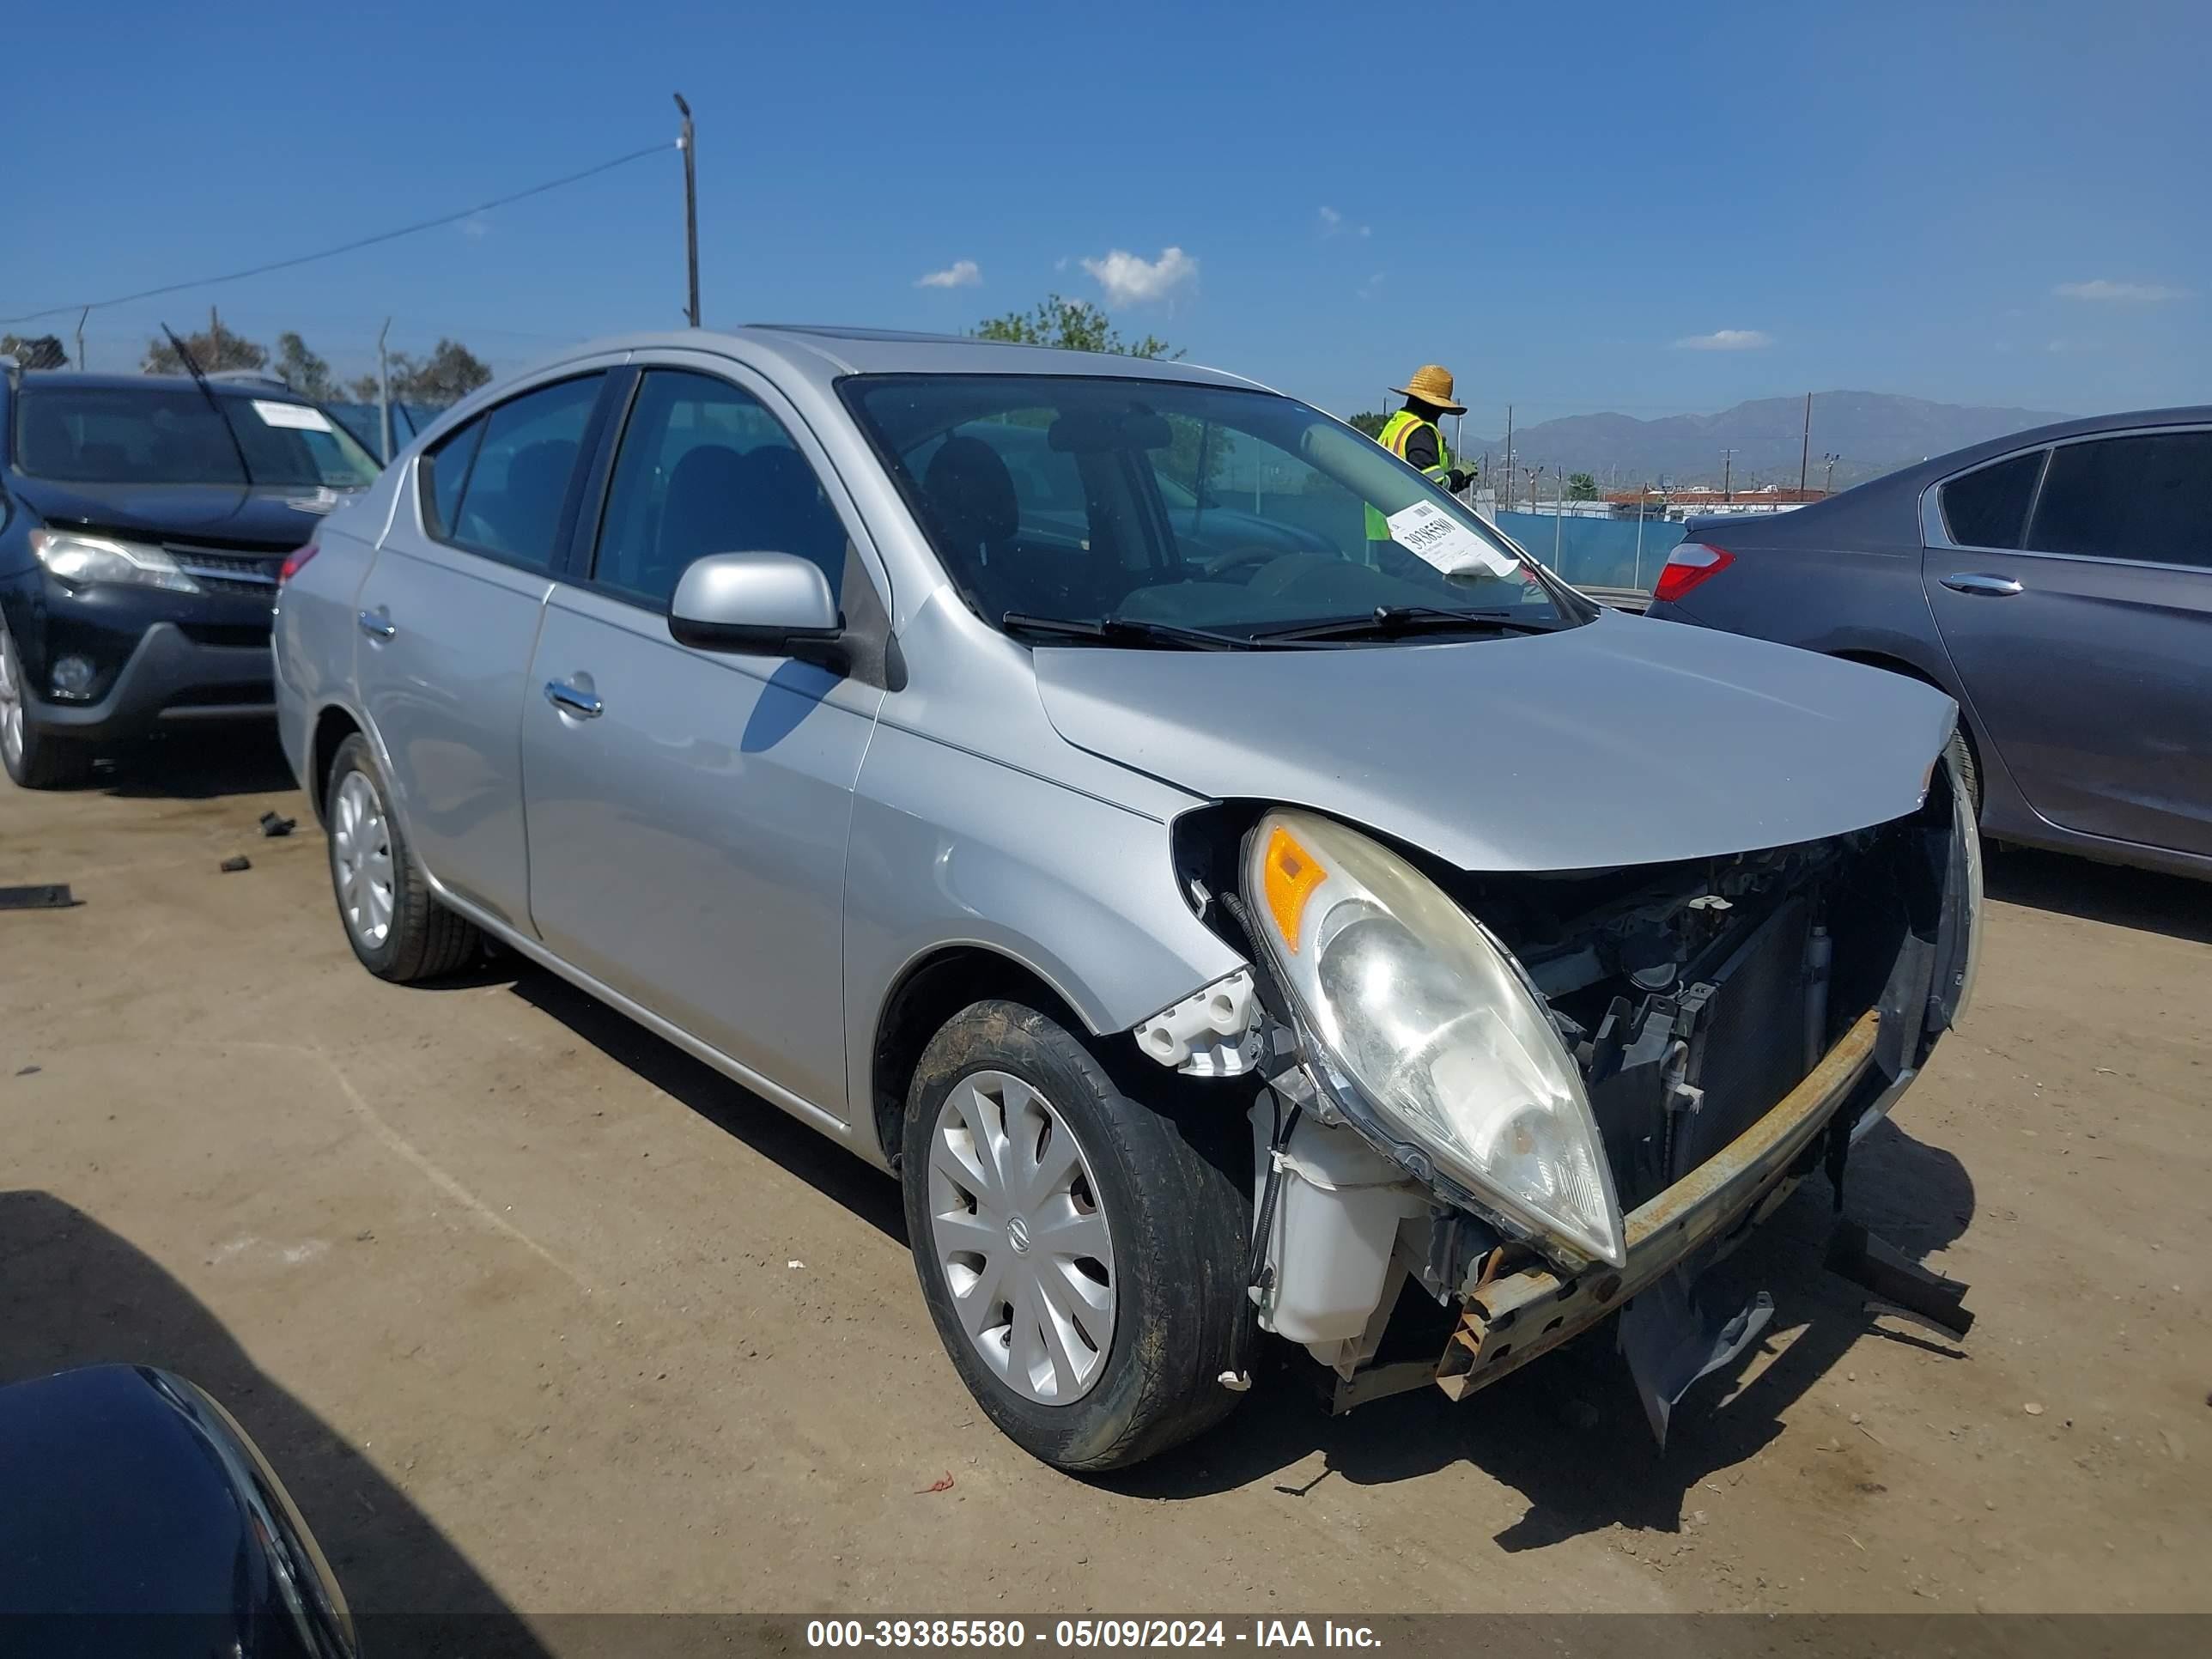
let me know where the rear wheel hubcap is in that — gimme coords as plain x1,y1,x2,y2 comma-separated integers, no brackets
331,770,396,947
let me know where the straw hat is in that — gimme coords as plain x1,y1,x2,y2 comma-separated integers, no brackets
1392,364,1466,415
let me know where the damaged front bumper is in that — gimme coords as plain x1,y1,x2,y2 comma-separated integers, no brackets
1437,1007,1881,1407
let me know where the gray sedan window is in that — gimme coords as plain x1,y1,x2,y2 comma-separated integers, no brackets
1940,450,2045,550
2028,432,2212,569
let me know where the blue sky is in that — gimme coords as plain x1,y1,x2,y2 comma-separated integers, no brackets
6,0,2205,434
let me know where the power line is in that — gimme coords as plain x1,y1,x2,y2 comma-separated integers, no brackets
2,139,674,327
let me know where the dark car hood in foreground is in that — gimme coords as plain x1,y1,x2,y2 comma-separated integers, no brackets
1032,609,1957,872
7,475,343,550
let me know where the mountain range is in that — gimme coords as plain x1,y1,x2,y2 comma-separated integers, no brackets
1463,392,2071,491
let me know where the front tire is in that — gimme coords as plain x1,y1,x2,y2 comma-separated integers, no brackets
902,1000,1253,1472
324,732,481,981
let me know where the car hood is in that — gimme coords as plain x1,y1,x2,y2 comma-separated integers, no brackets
1030,609,1957,872
8,475,347,550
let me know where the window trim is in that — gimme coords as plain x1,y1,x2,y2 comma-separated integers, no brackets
1920,422,2212,574
413,370,612,577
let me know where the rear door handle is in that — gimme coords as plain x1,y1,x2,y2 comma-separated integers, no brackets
1941,573,2023,597
357,609,398,640
544,680,604,719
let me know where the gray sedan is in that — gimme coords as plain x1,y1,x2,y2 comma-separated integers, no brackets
1646,406,2211,881
274,328,1979,1469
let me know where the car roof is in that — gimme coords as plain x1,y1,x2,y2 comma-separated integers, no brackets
12,369,309,400
520,325,1273,399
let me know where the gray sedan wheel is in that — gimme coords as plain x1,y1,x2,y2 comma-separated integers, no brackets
902,1000,1254,1472
0,614,89,790
323,732,482,982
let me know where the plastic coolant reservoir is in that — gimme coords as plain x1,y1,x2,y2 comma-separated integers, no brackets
1250,1103,1428,1352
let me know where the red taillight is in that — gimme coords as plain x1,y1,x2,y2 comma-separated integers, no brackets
277,542,319,585
1653,540,1734,604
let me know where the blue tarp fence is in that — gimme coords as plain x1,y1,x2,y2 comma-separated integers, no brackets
1490,512,1685,593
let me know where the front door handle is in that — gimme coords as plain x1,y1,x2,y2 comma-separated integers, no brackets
357,609,398,640
1941,572,2024,598
544,679,604,719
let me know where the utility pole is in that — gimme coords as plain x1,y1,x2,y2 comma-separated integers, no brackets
209,305,220,360
1721,447,1736,502
1798,391,1813,495
675,93,700,328
1503,404,1513,501
376,318,392,465
75,306,87,372
1824,453,1839,495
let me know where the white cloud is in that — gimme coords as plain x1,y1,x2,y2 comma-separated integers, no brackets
1081,246,1198,307
1358,224,1371,238
459,214,490,240
1358,271,1385,301
1673,328,1774,350
916,259,981,289
2054,278,2190,302
1318,205,1342,235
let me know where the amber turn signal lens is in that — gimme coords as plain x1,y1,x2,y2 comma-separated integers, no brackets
1261,823,1325,952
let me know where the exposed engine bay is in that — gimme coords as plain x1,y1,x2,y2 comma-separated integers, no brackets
1157,761,1978,1441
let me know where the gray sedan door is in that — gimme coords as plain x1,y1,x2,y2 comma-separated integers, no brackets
355,370,607,929
519,362,885,1122
1923,428,2212,857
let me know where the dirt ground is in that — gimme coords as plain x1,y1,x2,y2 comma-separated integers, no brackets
3,733,2207,1632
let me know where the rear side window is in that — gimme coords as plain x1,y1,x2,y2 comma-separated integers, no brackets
423,419,483,538
2028,431,2212,569
1940,450,2045,550
425,375,603,569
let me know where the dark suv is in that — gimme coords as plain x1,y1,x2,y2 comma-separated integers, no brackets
0,366,380,787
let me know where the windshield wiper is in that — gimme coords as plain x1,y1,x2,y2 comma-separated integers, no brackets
1002,611,1259,652
1251,605,1566,643
160,323,254,487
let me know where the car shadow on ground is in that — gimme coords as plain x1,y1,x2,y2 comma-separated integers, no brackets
506,967,908,1245
75,729,301,801
0,1189,553,1653
1101,1120,1974,1548
1985,844,2212,945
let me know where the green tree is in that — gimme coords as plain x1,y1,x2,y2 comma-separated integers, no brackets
391,338,491,404
143,318,268,374
273,331,333,400
974,295,1180,361
1566,471,1600,501
1,333,68,369
1345,410,1389,439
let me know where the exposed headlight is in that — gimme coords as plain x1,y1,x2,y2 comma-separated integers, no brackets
30,528,202,593
1242,808,1626,1269
1948,743,1984,1022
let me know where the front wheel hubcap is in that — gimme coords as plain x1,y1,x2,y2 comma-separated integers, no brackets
0,624,24,769
331,770,396,947
927,1070,1117,1405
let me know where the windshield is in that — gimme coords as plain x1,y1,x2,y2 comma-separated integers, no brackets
13,386,382,489
843,374,1581,642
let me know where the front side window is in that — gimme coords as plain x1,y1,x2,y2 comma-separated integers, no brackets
842,374,1569,642
12,386,380,489
1940,449,2045,550
425,374,601,569
2027,431,2212,569
591,369,848,608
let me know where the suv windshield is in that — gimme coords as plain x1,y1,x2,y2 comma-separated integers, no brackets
843,374,1582,642
13,385,382,489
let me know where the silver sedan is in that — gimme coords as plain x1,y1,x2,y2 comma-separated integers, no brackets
275,328,1980,1468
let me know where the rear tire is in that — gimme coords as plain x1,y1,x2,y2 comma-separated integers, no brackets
324,732,481,981
0,617,90,790
1946,726,1982,822
902,1000,1253,1472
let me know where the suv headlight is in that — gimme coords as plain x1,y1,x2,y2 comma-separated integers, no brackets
1242,808,1626,1269
30,529,202,593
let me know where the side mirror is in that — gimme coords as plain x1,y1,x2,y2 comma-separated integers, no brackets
668,551,845,663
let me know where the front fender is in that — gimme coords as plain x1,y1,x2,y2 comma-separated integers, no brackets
843,723,1244,1127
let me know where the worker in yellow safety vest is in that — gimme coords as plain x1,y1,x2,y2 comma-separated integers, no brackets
1365,364,1477,553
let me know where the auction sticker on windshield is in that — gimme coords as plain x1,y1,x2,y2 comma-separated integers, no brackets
1383,501,1518,577
252,399,333,432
